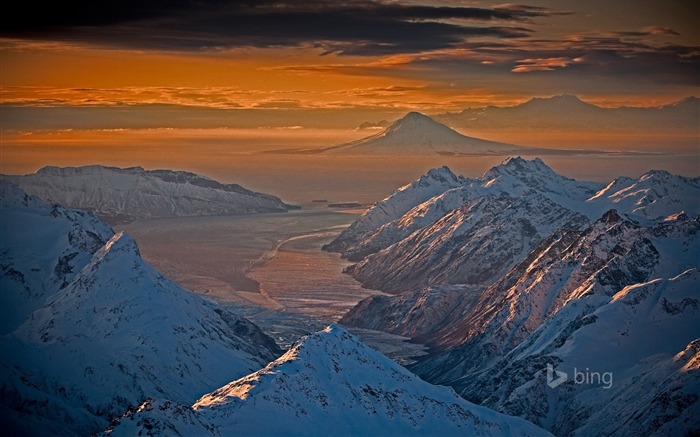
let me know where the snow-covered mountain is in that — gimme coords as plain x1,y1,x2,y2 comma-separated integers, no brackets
323,165,468,257
333,158,699,435
348,192,589,292
481,157,602,206
325,111,526,156
587,170,700,220
412,259,700,436
103,325,551,437
327,158,596,257
514,94,602,115
341,206,698,343
0,181,114,334
409,209,698,356
327,157,699,294
436,94,700,132
1,165,296,223
0,184,280,436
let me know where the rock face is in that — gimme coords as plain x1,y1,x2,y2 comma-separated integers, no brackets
0,182,280,436
332,157,700,436
102,325,552,437
409,210,698,357
1,165,296,223
339,284,483,340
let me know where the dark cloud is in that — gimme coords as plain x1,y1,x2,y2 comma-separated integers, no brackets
440,36,699,88
274,31,699,90
1,0,191,30
612,26,681,38
0,0,556,55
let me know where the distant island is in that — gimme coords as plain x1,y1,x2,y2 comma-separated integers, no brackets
328,202,363,209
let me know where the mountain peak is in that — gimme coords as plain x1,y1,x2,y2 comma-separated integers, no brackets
599,208,624,224
586,168,700,219
521,94,599,111
404,111,431,120
502,155,546,166
551,94,585,102
424,165,461,184
385,111,447,134
284,324,364,360
290,323,357,350
640,169,673,182
111,324,552,436
482,156,602,203
488,156,555,177
328,110,523,155
665,96,699,109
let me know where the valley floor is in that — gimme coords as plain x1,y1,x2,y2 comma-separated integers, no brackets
118,208,428,359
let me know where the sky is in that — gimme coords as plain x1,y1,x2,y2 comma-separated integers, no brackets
2,1,698,120
0,0,698,181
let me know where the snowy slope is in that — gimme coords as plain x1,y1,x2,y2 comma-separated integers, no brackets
327,157,601,260
342,157,600,262
586,170,700,219
349,192,588,292
103,325,551,437
329,158,698,294
407,212,699,435
433,269,700,437
481,157,601,207
340,185,483,261
408,209,698,355
0,181,114,334
326,111,525,156
324,165,468,257
2,165,295,223
0,186,280,436
329,156,699,436
340,284,483,340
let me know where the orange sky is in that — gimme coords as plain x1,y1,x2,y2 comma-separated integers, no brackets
2,1,698,116
0,0,698,177
2,38,696,113
0,42,536,113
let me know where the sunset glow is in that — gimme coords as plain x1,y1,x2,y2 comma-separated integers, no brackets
2,3,700,435
1,0,698,179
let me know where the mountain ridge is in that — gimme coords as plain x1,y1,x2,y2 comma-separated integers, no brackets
0,183,281,436
2,165,297,223
328,158,699,306
331,157,699,436
102,325,552,437
435,94,700,131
